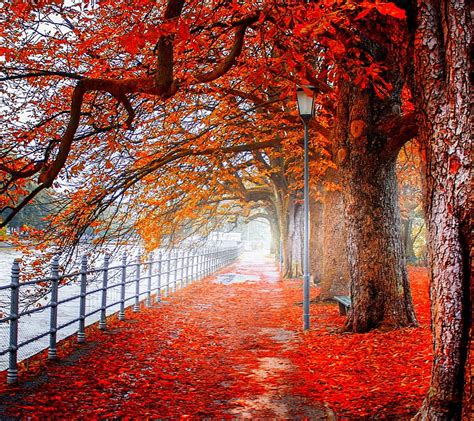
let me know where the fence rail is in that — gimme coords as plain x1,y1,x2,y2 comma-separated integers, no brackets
0,246,240,384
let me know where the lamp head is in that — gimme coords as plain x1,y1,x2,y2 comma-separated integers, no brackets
296,85,316,120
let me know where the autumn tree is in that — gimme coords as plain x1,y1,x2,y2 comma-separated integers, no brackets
410,0,472,418
272,3,418,330
0,0,271,224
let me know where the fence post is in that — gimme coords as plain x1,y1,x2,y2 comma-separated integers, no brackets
193,250,198,282
168,250,173,295
77,255,87,344
206,248,210,276
146,256,152,307
209,248,212,275
187,250,191,286
214,247,218,272
201,249,205,279
195,250,199,281
179,250,183,289
156,251,162,302
195,250,200,281
99,254,109,330
7,259,20,384
186,250,190,285
190,250,195,283
165,251,170,297
119,253,127,321
209,248,213,275
177,250,182,291
133,255,140,312
48,255,60,359
196,250,200,281
176,249,180,291
173,250,178,292
180,250,184,289
212,248,216,273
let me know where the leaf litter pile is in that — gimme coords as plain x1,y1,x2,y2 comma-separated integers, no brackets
0,256,431,419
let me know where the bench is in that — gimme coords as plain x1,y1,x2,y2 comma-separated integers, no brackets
334,295,351,315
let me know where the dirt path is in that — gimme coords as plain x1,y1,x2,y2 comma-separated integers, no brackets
1,253,328,419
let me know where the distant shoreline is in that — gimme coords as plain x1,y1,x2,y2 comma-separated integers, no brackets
0,241,15,249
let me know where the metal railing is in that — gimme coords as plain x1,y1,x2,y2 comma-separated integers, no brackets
0,246,240,384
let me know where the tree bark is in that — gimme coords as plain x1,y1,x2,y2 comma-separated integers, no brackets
269,215,279,257
289,201,304,278
319,178,350,300
412,1,472,419
310,195,324,284
280,193,304,279
336,79,417,333
401,217,418,264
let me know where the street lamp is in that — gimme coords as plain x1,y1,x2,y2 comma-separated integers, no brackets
296,85,316,331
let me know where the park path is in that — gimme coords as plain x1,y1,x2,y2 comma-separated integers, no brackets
0,252,328,419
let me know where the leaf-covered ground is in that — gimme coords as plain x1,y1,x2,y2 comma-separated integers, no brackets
0,253,431,419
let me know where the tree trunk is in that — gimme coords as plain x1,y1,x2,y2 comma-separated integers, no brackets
269,216,279,257
319,180,350,300
280,193,303,279
310,195,324,284
336,80,417,333
401,217,417,264
289,201,304,278
413,1,472,418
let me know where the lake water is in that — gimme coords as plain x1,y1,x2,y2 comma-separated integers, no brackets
0,247,20,283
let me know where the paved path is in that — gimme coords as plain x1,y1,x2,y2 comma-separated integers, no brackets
1,253,328,419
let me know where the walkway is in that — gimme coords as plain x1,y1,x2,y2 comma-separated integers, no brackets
0,253,328,419
0,253,432,419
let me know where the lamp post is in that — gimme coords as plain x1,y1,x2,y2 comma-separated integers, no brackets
296,85,315,331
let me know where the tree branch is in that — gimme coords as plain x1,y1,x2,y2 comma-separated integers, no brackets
0,70,84,81
195,15,259,83
154,0,186,96
380,112,418,158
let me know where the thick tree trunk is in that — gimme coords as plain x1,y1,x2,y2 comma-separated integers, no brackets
280,194,303,279
319,180,350,300
269,215,279,257
401,217,417,264
289,201,304,278
310,195,324,284
413,1,472,419
336,80,417,332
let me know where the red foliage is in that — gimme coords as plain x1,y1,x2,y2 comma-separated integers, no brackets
0,261,431,419
283,267,431,419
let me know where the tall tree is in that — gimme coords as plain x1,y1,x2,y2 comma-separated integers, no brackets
412,1,472,418
335,76,417,332
318,5,419,332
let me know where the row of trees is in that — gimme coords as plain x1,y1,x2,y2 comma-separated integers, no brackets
0,1,470,419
